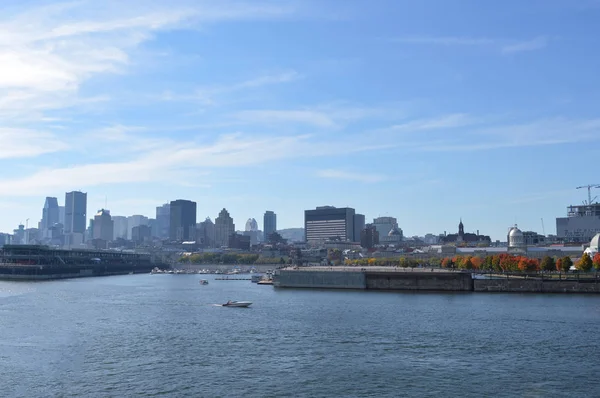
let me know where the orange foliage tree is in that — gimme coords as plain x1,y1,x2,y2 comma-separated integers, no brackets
593,253,600,271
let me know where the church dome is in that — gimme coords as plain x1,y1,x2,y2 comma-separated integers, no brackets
509,227,523,237
508,225,524,248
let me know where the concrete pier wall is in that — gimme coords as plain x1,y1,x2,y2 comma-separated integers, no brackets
365,272,473,291
275,270,366,289
474,279,600,293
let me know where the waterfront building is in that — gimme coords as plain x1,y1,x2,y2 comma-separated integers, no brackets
556,203,600,243
64,191,87,235
353,214,365,243
41,197,59,239
263,211,277,242
92,209,114,246
584,233,600,257
304,206,356,243
442,219,491,246
197,217,215,247
156,203,170,240
215,208,235,247
169,200,197,242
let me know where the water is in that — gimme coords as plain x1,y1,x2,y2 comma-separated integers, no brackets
1,274,600,397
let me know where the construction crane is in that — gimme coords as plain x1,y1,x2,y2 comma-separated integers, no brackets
576,184,600,205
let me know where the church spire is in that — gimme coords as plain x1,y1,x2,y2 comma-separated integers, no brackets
458,218,464,237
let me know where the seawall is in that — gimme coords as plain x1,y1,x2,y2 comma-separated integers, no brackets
274,268,600,294
474,279,600,293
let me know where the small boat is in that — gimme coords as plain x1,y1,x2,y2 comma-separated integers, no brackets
199,279,209,285
257,279,273,285
222,300,252,308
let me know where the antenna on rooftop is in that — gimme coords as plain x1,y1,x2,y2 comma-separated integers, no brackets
576,184,600,205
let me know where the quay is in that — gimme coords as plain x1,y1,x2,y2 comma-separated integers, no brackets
0,245,162,281
215,277,252,280
273,267,600,294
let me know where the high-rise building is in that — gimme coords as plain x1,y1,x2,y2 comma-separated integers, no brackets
197,217,215,247
244,218,260,246
132,225,152,243
41,197,59,232
156,203,170,239
65,191,87,235
112,216,128,240
353,214,365,243
58,206,65,226
214,208,235,247
263,211,277,241
93,209,114,243
127,215,149,240
304,206,356,242
169,200,197,241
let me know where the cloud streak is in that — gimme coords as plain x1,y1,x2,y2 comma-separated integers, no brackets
316,169,387,183
393,35,549,55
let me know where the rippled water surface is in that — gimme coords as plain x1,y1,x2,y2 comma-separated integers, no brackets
1,274,600,397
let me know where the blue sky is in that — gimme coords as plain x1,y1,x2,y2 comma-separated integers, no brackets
1,0,600,240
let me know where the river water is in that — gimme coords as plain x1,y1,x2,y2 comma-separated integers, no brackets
1,274,599,397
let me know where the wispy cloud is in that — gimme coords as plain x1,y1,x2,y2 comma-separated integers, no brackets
234,110,337,128
385,113,475,132
393,35,549,55
501,36,548,54
392,36,494,46
316,169,387,183
0,128,68,159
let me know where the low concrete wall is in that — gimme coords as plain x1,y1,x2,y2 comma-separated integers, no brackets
474,279,600,293
275,270,366,289
365,272,474,291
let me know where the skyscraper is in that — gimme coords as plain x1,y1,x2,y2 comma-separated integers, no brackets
214,208,235,247
263,210,277,241
169,200,197,241
64,191,87,235
197,217,215,247
41,197,59,238
353,214,365,243
156,203,170,239
127,215,149,240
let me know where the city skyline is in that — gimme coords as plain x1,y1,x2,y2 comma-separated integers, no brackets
1,0,600,240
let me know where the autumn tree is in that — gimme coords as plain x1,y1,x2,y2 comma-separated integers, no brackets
470,256,483,270
593,253,600,271
540,256,555,272
576,253,593,272
560,256,573,273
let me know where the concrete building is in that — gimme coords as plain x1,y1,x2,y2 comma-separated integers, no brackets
215,208,235,247
127,215,149,240
93,209,114,242
112,216,128,240
229,233,251,250
556,203,600,243
156,203,170,240
360,225,379,249
305,206,356,243
58,206,65,226
353,214,365,243
197,217,215,247
64,191,87,235
263,211,277,242
169,200,197,242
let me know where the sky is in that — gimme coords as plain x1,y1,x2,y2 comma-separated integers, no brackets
1,0,600,241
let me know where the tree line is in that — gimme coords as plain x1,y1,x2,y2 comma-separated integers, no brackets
440,253,600,273
179,252,289,265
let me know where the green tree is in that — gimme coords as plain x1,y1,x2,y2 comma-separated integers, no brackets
576,253,593,272
540,256,555,272
561,256,573,273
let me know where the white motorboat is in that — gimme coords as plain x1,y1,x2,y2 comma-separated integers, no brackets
222,300,252,308
199,279,209,285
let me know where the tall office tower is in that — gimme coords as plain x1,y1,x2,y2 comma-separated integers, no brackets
41,197,59,238
169,200,197,241
92,209,114,242
64,191,87,234
263,210,277,241
214,208,235,247
156,203,170,239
